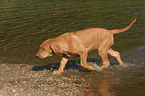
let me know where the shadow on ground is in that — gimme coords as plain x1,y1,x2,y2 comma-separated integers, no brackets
31,58,103,72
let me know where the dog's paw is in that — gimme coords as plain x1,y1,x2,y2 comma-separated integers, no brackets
52,70,63,75
100,64,109,70
88,66,96,70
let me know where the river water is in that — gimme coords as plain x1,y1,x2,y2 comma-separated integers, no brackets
0,0,145,96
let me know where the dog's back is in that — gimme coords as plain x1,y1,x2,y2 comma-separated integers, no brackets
71,28,113,51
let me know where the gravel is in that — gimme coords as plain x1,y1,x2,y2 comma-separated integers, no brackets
0,64,87,96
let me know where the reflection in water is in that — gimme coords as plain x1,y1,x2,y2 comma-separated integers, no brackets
84,72,117,96
97,77,115,96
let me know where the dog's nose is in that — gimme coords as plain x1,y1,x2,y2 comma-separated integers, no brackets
36,53,39,57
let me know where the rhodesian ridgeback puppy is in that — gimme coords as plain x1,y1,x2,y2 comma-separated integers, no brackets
36,16,137,74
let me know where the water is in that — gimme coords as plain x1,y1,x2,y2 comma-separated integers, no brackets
0,0,145,95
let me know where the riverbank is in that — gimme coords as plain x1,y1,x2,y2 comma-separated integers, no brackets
0,64,87,96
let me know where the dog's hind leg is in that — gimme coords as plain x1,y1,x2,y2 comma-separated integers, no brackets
80,52,96,70
108,48,123,65
98,49,110,68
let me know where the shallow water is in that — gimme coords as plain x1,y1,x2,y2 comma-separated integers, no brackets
0,0,145,95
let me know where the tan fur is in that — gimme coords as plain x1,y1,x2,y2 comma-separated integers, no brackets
36,16,137,74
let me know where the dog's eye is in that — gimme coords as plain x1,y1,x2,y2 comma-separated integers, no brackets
42,47,45,50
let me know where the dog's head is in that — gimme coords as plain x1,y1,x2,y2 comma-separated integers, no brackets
36,39,62,59
36,39,53,59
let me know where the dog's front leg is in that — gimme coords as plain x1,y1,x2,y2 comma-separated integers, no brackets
52,57,68,75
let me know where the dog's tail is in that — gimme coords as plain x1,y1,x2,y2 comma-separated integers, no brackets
110,16,137,34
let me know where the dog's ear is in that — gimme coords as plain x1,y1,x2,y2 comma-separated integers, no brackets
40,39,51,48
40,39,52,52
51,42,63,55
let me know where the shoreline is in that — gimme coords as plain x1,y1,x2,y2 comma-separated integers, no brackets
0,64,86,96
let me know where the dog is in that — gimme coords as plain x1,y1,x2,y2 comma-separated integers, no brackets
36,16,137,75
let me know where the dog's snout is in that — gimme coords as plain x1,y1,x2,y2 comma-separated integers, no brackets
36,53,39,57
36,53,44,59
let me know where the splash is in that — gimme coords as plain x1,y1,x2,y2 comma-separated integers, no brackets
87,61,142,72
88,62,102,71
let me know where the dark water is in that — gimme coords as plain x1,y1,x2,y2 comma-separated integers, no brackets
0,0,145,95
